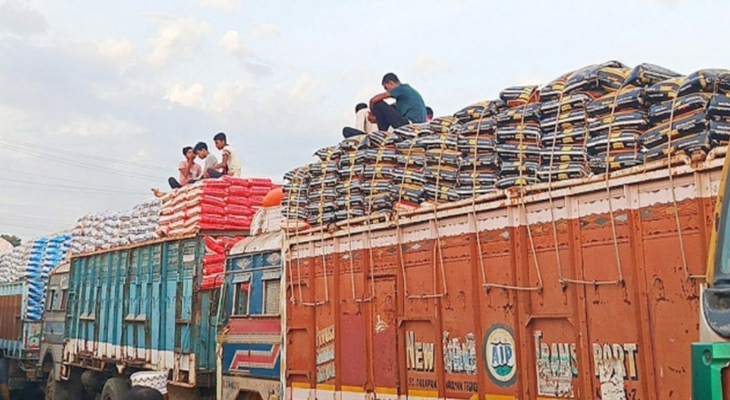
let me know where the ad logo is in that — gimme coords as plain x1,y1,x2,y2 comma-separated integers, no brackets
483,324,516,387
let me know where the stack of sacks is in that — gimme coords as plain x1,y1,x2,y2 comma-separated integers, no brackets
641,69,730,162
336,137,369,221
0,234,71,320
586,64,680,173
495,100,543,189
421,117,462,203
455,100,507,199
71,199,160,254
281,165,311,231
201,234,245,290
391,124,430,209
158,177,273,236
306,146,340,226
539,61,630,182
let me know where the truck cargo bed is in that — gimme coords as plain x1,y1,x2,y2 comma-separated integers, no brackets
285,156,722,400
65,235,220,387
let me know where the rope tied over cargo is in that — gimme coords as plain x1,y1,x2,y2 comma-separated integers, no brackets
484,104,544,292
665,83,705,281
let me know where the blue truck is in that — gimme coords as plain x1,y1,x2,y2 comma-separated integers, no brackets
60,234,228,400
217,230,284,400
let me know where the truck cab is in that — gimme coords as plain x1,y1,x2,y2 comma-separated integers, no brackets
218,230,284,400
39,263,69,397
695,146,730,398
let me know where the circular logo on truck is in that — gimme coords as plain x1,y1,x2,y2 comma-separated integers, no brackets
483,324,516,387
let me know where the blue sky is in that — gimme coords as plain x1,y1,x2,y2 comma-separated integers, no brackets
1,0,729,239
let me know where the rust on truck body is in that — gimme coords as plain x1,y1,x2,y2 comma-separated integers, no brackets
285,157,722,400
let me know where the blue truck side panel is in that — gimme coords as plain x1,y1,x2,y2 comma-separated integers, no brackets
65,236,220,386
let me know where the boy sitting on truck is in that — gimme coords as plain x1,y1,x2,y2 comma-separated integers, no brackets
211,132,242,178
194,141,222,178
369,73,427,130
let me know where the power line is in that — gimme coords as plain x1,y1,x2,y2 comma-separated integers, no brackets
1,167,144,192
0,178,151,194
0,184,150,196
0,140,168,182
3,138,170,170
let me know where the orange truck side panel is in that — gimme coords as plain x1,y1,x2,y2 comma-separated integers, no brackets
286,162,721,400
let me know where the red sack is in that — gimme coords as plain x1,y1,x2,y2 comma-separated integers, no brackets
249,178,273,187
226,205,253,216
201,275,223,290
203,263,224,275
228,196,253,207
204,253,226,264
249,187,271,196
202,187,227,198
249,196,265,206
228,186,251,197
199,223,227,231
204,236,226,254
200,195,227,208
223,176,250,187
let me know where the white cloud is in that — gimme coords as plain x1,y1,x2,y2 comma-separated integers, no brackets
165,82,206,109
211,80,253,114
219,30,273,76
251,23,281,39
146,16,211,68
95,39,134,60
219,30,250,58
0,1,48,36
57,116,148,137
287,73,323,103
200,0,239,15
410,54,450,77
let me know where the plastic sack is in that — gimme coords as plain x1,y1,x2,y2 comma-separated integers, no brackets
453,99,507,122
499,86,539,107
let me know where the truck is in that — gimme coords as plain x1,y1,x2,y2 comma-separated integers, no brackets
39,263,70,399
694,145,730,399
59,234,239,400
0,280,43,398
285,152,725,400
218,230,285,400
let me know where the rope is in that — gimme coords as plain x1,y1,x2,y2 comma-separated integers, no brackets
467,105,491,287
664,85,706,281
484,103,544,292
394,133,422,299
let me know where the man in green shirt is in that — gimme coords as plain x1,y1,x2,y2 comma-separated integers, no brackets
369,73,427,130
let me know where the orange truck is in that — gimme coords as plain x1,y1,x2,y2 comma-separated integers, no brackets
285,151,725,400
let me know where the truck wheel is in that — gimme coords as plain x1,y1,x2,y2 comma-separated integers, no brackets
100,377,130,400
46,371,79,400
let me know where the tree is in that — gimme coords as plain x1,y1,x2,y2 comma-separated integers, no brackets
0,234,21,247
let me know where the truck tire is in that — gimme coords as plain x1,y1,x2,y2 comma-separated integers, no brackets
100,377,130,400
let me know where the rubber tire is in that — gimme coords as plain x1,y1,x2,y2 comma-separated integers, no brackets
100,377,130,400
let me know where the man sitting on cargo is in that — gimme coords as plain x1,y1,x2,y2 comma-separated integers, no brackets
342,102,379,138
168,146,202,189
194,141,222,178
0,350,9,400
211,132,242,177
369,73,427,130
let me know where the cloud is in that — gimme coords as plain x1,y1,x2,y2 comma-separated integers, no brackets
96,39,134,60
251,23,281,39
200,0,239,15
219,30,273,76
410,54,450,77
56,116,149,137
165,82,206,109
146,15,211,68
0,0,48,36
220,30,250,58
211,80,253,114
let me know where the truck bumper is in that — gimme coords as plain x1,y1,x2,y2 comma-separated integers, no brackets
693,342,730,400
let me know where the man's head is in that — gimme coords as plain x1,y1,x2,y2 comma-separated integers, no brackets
355,103,368,113
426,107,433,119
382,73,400,91
182,146,195,160
194,142,209,159
122,387,164,400
213,132,227,150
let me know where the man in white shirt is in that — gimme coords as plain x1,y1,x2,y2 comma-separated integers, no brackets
212,132,242,177
342,103,379,138
194,141,222,178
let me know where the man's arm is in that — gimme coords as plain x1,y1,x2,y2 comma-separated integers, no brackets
1,383,9,400
212,153,229,170
369,92,391,109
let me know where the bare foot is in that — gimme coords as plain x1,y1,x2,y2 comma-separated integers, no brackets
151,188,164,198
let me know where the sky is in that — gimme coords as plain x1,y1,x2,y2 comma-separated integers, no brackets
1,0,729,239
